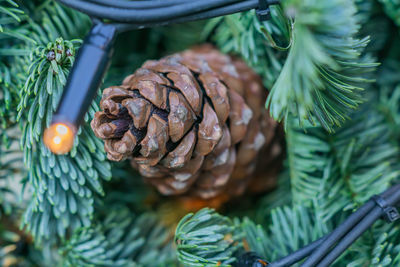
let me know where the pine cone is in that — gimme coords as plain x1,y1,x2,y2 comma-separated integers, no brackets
91,45,282,199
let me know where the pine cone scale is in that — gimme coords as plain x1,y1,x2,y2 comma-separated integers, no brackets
198,73,230,124
228,89,253,145
161,128,196,168
195,102,223,156
122,97,152,129
135,81,168,110
166,72,203,116
143,59,204,115
168,90,196,142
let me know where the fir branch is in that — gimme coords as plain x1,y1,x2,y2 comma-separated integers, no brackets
60,206,176,267
175,208,244,267
378,74,400,135
0,60,20,138
241,205,328,263
287,101,400,223
0,134,23,217
378,0,400,26
0,0,90,141
23,1,90,45
0,0,24,32
267,0,378,132
18,38,111,241
0,0,27,142
3,1,100,242
204,7,290,88
175,206,328,266
368,223,400,266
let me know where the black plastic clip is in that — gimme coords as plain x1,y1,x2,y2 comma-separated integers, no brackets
256,0,279,21
372,195,400,223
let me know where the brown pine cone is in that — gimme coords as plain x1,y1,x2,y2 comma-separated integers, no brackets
91,45,282,199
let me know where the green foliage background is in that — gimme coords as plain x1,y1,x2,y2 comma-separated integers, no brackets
1,0,400,266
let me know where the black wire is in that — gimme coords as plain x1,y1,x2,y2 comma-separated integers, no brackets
86,0,191,9
167,0,257,23
299,203,375,266
268,237,326,267
268,185,400,267
57,0,243,23
301,185,400,267
270,200,375,266
316,207,382,267
317,187,400,266
112,0,258,33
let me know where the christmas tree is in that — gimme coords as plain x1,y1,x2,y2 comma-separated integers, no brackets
1,0,400,266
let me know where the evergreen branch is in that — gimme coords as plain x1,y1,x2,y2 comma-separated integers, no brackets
0,0,24,32
60,206,176,267
204,7,290,88
0,0,90,142
266,0,378,132
175,206,329,266
287,101,400,223
378,75,400,135
379,0,400,26
0,60,20,137
23,1,90,45
0,134,23,217
18,38,111,242
0,1,26,140
3,1,100,242
368,223,400,266
241,205,329,263
175,208,244,267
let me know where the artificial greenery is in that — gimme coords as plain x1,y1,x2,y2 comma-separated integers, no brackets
175,208,243,267
204,6,290,89
60,205,176,267
18,36,113,242
1,0,400,266
267,0,379,131
379,0,400,26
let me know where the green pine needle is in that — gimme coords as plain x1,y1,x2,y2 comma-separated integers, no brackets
267,0,379,132
175,208,244,267
204,7,290,88
287,100,400,223
379,0,400,26
0,0,24,32
60,206,176,267
0,135,22,217
18,38,111,242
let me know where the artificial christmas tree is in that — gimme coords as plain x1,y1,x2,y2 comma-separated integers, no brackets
1,0,400,266
92,45,283,199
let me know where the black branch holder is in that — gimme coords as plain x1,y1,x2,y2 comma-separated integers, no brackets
53,22,116,128
53,0,400,266
235,185,400,267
